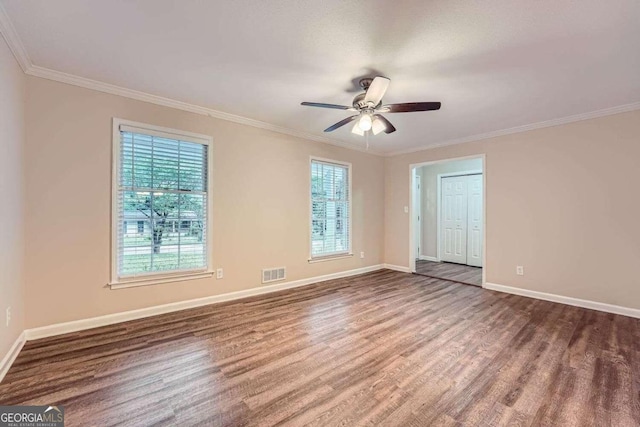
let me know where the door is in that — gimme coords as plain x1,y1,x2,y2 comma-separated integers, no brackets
440,175,468,264
414,175,421,258
466,174,483,267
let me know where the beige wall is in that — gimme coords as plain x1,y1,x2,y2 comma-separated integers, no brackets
386,110,640,309
417,158,483,259
0,37,26,359
24,77,385,328
11,67,640,333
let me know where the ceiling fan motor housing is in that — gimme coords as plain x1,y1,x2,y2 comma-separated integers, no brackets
352,93,367,109
353,78,378,109
352,93,381,110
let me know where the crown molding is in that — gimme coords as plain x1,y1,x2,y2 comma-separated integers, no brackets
3,5,639,158
0,2,31,72
385,101,640,157
26,65,383,155
22,64,640,159
0,5,382,157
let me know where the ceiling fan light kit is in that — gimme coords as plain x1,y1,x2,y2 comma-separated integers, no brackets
351,123,365,136
371,116,386,135
358,113,373,131
301,76,441,138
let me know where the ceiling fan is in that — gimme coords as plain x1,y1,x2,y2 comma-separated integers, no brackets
301,76,441,136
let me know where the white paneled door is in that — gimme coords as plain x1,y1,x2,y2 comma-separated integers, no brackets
466,174,483,267
440,174,483,266
441,176,468,264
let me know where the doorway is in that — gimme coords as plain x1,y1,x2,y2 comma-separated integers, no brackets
410,156,485,286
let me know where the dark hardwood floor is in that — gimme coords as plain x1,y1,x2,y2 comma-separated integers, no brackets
1,269,639,426
416,259,483,286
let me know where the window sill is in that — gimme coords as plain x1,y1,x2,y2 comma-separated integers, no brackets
308,253,353,263
109,270,214,290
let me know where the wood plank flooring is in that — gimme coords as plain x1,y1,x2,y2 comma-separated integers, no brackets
1,270,639,426
416,259,483,286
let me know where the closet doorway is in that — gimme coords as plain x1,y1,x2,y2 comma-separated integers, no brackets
440,173,483,267
410,156,485,286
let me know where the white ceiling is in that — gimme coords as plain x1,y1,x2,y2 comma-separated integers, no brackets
2,0,640,154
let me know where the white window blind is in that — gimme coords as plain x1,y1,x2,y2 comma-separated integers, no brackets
115,124,209,279
310,159,351,258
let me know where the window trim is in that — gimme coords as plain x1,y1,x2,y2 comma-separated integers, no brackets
110,118,214,289
308,156,353,262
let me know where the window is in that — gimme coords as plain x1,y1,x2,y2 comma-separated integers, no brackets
112,119,211,285
310,158,351,259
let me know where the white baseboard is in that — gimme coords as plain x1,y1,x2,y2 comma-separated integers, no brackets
484,282,640,319
418,255,439,262
25,264,385,341
0,331,26,384
383,263,412,273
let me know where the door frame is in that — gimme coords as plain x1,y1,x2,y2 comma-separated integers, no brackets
409,154,486,287
436,170,482,263
414,174,421,259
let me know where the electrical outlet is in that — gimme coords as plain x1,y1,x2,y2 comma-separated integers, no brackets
516,266,524,276
6,307,11,327
216,268,223,279
404,206,409,214
360,252,365,259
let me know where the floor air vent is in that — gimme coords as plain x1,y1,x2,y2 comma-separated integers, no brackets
262,267,286,284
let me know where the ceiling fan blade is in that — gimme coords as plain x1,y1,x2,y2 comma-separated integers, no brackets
301,102,352,110
364,77,390,106
374,114,396,134
381,102,441,113
324,115,359,132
